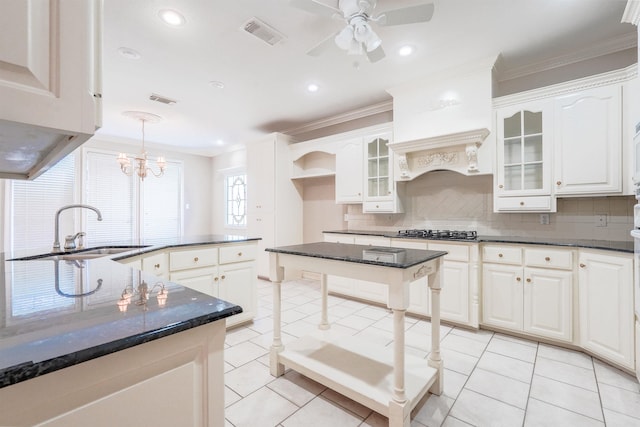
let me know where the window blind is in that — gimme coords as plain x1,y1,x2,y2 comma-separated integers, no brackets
142,160,183,240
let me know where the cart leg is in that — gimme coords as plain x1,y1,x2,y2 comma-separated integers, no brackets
319,273,330,330
428,259,444,395
269,254,285,377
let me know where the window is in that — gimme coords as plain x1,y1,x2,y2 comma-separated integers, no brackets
225,173,247,227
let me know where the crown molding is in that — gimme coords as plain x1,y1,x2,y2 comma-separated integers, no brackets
623,1,640,24
282,99,393,136
496,33,637,82
494,64,637,108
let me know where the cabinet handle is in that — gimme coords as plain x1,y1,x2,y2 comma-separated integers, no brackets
580,263,586,268
154,263,160,269
519,201,525,206
544,256,550,261
194,257,199,262
556,181,562,186
516,277,521,282
526,278,532,283
238,252,243,257
498,184,504,189
498,253,503,258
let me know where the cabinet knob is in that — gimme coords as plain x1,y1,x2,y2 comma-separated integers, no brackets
526,278,532,283
498,253,503,258
238,252,243,257
556,181,562,186
358,192,361,196
214,277,219,281
154,263,160,269
544,256,550,261
516,277,521,282
519,201,525,206
221,275,226,280
387,191,391,195
498,184,504,189
376,205,379,208
580,263,586,268
194,257,199,262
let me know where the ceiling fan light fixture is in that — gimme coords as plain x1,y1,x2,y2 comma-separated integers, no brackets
364,29,382,52
335,25,355,50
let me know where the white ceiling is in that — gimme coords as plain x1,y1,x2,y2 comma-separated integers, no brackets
96,0,636,156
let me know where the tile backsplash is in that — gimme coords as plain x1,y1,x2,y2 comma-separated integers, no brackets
346,171,635,241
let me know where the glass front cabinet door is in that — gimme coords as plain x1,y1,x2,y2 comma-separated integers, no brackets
495,101,554,212
363,131,402,213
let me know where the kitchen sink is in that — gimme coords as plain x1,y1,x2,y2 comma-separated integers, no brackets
9,246,149,261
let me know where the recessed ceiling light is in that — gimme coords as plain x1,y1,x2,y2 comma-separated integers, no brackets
158,9,186,26
216,139,225,146
117,47,141,60
398,45,415,56
307,83,319,93
209,81,225,89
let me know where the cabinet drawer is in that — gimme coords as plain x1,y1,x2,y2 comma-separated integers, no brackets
525,248,573,270
142,252,168,276
354,235,390,247
495,196,553,211
324,233,355,244
363,200,396,213
483,245,522,264
170,247,218,271
429,242,469,262
219,244,257,264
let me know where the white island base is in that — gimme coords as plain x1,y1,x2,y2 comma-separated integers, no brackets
268,248,445,427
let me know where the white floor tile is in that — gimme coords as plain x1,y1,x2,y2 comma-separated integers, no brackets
412,393,455,427
362,411,389,427
535,356,597,391
225,360,275,397
440,333,488,358
598,382,640,419
321,388,373,419
524,398,604,427
281,308,309,324
593,359,640,393
281,396,363,427
603,408,640,426
537,343,593,370
449,389,525,427
335,313,377,330
226,387,298,427
440,416,474,427
225,326,261,346
355,305,391,321
225,385,242,408
449,327,494,344
225,340,269,367
529,375,603,421
250,330,297,350
442,368,468,400
492,332,538,348
248,316,274,334
267,370,326,407
476,351,533,383
439,348,479,376
353,327,394,347
486,336,537,363
281,319,317,338
465,368,530,409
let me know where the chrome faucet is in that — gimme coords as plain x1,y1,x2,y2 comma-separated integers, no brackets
53,204,103,252
64,231,86,251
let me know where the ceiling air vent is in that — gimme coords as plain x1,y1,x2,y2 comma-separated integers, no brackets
242,18,285,46
149,93,177,105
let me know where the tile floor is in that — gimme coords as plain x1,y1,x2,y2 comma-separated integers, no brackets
223,278,640,427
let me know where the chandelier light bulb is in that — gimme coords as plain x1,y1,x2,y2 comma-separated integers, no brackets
335,25,354,50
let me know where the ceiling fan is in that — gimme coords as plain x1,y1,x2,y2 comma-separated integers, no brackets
290,0,434,62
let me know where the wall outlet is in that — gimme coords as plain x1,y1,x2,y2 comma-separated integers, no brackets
596,214,608,227
539,214,550,225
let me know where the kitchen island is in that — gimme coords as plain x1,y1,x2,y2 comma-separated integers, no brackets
266,242,447,427
0,235,258,426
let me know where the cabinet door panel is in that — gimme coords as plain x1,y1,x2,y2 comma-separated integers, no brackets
524,268,572,342
482,264,523,331
219,263,256,327
246,139,275,213
579,252,634,368
170,267,218,297
335,138,363,203
440,261,469,324
554,86,621,194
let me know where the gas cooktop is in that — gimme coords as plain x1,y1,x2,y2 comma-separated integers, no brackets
397,229,478,240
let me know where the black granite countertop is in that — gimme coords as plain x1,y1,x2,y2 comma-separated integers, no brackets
0,235,259,389
266,241,447,268
323,230,634,254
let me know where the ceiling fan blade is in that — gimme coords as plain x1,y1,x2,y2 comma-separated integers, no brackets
289,0,340,18
366,45,385,63
307,30,340,56
377,3,434,26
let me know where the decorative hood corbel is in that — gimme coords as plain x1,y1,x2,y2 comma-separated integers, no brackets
387,128,490,181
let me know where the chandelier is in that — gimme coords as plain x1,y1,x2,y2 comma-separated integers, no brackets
117,111,166,181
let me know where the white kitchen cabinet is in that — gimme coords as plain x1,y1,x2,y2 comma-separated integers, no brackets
141,251,169,279
0,0,102,180
554,85,622,195
482,245,573,342
494,100,555,212
363,131,403,213
246,133,303,279
170,266,219,296
335,138,364,203
391,239,431,316
218,261,256,327
578,250,634,369
636,319,640,384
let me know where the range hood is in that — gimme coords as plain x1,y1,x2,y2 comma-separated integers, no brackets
388,128,490,180
386,56,497,181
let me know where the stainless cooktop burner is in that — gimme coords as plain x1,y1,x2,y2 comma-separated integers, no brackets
397,229,478,240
